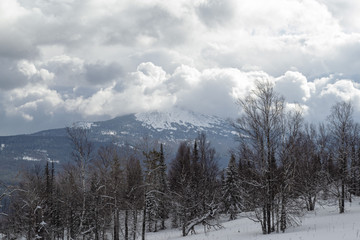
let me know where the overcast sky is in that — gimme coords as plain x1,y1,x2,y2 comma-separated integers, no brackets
1,0,360,135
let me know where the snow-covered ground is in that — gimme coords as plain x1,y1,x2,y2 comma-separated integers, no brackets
146,198,360,240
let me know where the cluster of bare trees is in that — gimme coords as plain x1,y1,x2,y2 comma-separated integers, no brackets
228,80,360,234
1,80,360,239
1,127,147,240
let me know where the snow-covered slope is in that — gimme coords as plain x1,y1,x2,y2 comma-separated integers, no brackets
135,108,223,131
145,198,360,240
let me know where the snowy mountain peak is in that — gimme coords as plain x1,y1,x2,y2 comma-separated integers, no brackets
134,108,223,130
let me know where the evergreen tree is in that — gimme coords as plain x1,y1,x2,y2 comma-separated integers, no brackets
143,144,169,232
126,156,143,240
168,135,221,237
222,154,243,220
158,144,169,230
168,141,192,231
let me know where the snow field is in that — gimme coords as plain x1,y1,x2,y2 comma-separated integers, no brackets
146,198,360,240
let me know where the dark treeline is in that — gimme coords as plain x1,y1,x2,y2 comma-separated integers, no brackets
1,80,360,239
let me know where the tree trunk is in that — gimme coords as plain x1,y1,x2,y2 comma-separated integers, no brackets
27,216,32,240
340,180,345,213
276,201,280,233
266,202,271,234
94,208,99,240
280,206,286,232
262,206,267,234
114,209,119,240
182,223,186,237
142,206,146,240
161,217,165,230
125,209,129,240
280,195,287,233
132,209,138,240
271,202,275,232
308,195,316,211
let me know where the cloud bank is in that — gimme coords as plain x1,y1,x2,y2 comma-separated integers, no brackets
1,0,360,135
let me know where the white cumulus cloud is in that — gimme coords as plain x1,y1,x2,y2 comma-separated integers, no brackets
1,0,360,135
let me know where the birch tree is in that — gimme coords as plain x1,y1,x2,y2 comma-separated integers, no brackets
234,80,285,234
327,101,355,213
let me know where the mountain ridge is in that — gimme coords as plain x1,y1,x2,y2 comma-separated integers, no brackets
0,108,238,183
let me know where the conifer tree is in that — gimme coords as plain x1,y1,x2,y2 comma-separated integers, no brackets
168,141,192,232
158,144,169,230
168,135,221,237
143,144,169,232
222,154,243,220
126,156,143,240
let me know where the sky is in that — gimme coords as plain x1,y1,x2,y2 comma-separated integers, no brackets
1,0,360,135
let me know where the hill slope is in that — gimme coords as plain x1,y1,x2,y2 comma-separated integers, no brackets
145,198,360,240
0,108,237,183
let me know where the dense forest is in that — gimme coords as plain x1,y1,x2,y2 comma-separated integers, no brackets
1,80,360,240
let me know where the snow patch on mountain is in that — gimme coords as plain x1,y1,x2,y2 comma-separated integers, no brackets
135,108,223,130
74,121,97,129
101,130,117,136
22,156,41,161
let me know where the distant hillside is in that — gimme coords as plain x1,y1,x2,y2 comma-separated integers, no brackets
0,108,238,184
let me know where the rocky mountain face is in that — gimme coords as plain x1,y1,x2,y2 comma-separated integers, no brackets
0,108,238,183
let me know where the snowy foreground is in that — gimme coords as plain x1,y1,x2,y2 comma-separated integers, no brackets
147,198,360,240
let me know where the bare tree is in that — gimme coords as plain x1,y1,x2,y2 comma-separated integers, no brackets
347,122,360,201
327,101,354,213
96,144,126,240
277,107,304,232
234,80,285,234
296,124,323,211
67,126,94,238
5,165,48,239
